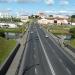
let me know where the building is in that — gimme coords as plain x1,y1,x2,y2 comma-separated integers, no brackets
0,23,17,28
19,15,29,22
16,11,29,22
38,15,69,25
37,12,47,19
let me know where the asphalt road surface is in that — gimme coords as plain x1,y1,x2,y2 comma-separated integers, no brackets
19,23,75,75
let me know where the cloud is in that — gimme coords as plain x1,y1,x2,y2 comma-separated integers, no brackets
59,10,68,13
45,0,54,5
0,0,36,3
60,0,69,5
16,0,36,3
44,10,75,15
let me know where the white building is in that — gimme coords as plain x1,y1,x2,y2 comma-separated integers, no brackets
53,15,69,19
19,15,29,22
0,23,17,28
38,18,68,25
38,14,69,25
17,14,29,22
38,19,49,24
37,12,47,19
16,11,29,22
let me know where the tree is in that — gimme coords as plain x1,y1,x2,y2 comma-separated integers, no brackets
49,15,53,17
28,15,34,19
0,32,5,38
71,15,75,18
11,17,21,22
69,27,75,38
0,17,21,22
70,15,75,22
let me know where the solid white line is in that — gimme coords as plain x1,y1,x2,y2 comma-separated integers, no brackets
47,32,75,65
66,67,71,75
37,29,56,75
34,47,36,50
35,68,38,75
58,58,63,63
34,54,36,59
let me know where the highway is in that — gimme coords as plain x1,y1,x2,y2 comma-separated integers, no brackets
18,23,75,75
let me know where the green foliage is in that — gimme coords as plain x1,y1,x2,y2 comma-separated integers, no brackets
70,39,75,48
69,27,75,38
0,17,21,22
0,37,16,64
34,15,41,19
0,32,5,37
28,15,41,19
44,25,70,35
28,15,34,19
11,17,21,22
0,28,26,33
49,15,53,17
71,15,75,18
70,15,75,22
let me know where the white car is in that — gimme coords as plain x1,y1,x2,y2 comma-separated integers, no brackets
31,31,33,34
45,35,48,38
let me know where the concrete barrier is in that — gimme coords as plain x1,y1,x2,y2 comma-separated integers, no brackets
0,43,20,75
15,24,30,75
64,43,75,53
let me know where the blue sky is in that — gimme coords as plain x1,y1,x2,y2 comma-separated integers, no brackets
0,0,75,15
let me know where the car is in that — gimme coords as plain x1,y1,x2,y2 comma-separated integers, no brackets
30,31,33,34
45,35,48,38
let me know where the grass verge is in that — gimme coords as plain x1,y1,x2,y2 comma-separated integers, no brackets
0,37,16,64
69,39,75,48
44,25,71,35
0,28,26,33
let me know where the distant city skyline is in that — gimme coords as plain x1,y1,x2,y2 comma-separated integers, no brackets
0,0,75,15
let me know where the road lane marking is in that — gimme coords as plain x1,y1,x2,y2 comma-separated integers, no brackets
48,34,75,65
35,68,38,75
44,38,71,74
41,25,75,65
33,48,35,51
66,67,71,75
34,54,36,59
58,58,63,63
37,29,56,75
51,48,64,64
51,48,63,64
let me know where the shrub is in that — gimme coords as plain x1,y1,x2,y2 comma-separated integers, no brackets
0,32,5,37
69,27,75,38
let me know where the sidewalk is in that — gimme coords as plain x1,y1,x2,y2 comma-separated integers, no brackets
6,30,28,75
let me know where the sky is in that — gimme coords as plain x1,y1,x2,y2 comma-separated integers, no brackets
0,0,75,15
